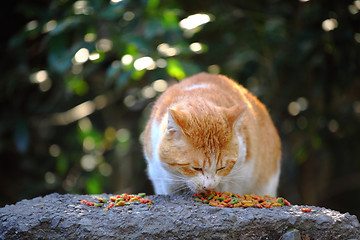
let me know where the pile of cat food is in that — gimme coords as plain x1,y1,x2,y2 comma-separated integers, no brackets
80,193,152,211
193,190,291,208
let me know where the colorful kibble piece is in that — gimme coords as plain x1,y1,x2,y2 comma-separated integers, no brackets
194,190,291,209
301,208,311,212
115,201,125,207
79,193,152,211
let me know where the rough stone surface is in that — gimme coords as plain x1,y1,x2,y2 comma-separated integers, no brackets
0,193,359,239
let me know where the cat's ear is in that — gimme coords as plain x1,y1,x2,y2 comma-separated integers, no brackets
224,104,247,128
166,108,185,136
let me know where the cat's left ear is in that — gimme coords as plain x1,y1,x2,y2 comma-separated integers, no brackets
224,103,247,128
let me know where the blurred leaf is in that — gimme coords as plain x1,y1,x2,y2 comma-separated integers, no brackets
50,16,83,36
66,76,89,96
86,175,102,194
117,69,133,87
162,10,179,30
56,155,68,176
146,0,159,11
166,58,186,79
48,35,73,73
122,35,149,54
132,69,146,80
125,44,139,55
98,3,125,20
145,19,164,38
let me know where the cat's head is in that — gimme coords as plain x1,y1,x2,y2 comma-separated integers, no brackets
158,103,247,192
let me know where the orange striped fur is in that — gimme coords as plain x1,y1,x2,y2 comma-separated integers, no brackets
143,73,281,195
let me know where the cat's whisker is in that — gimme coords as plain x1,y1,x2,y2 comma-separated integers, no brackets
151,177,187,183
169,184,190,194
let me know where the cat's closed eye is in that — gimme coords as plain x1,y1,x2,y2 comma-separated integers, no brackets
193,167,203,172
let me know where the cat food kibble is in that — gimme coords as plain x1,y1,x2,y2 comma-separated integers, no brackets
79,193,152,211
193,190,291,208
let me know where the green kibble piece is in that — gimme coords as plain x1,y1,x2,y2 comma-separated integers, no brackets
115,198,124,204
98,198,107,203
124,202,131,205
217,197,224,201
230,198,239,205
137,193,146,197
195,198,203,202
207,194,215,200
203,200,209,204
94,203,103,207
277,197,285,206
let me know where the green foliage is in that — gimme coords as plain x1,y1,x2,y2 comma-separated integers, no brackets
1,0,360,218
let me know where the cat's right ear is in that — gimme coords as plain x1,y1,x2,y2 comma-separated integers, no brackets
166,109,182,137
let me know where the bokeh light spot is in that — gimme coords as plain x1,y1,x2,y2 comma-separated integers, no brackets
105,127,117,142
84,33,97,42
99,162,112,176
83,136,95,151
189,42,203,53
81,155,97,171
74,48,89,64
96,39,113,52
78,117,92,132
123,11,135,21
179,13,211,30
30,70,48,83
152,79,168,92
141,86,157,99
328,119,339,133
26,20,38,31
134,56,156,70
121,54,134,65
322,18,338,31
288,101,301,116
43,20,57,33
49,144,61,157
44,172,56,184
116,128,131,143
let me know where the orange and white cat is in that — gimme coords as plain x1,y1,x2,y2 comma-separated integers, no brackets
143,73,281,196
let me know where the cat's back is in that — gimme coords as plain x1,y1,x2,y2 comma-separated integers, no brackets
151,72,250,117
165,72,245,97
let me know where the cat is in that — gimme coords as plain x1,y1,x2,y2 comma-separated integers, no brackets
142,72,281,196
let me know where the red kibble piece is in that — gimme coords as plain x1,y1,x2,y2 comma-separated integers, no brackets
301,208,311,212
80,200,88,204
107,203,115,209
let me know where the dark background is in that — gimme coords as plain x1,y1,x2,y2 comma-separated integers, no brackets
1,0,360,219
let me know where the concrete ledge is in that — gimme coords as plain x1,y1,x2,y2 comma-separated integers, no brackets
1,193,359,239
